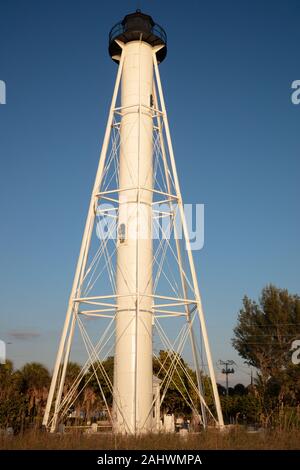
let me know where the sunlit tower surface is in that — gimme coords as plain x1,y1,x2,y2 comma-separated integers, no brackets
43,10,224,434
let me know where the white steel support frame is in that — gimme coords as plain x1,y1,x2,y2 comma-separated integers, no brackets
152,49,223,428
43,49,125,432
43,39,224,433
151,83,207,427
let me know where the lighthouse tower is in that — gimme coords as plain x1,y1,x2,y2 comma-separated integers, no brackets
43,11,223,434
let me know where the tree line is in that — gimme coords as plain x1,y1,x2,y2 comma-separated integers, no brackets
0,285,299,432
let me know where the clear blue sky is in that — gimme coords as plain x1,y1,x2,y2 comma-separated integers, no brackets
0,0,299,387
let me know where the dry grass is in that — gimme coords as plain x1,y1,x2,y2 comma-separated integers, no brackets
1,427,300,450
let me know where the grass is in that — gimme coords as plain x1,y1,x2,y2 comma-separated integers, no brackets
1,427,300,450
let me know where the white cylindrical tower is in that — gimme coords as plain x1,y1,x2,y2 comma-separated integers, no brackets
114,40,153,434
109,11,167,434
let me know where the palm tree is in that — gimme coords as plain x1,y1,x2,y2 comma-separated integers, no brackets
0,360,14,400
17,362,50,427
63,362,83,423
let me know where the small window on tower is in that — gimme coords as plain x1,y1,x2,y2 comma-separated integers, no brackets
118,223,126,243
150,94,154,107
